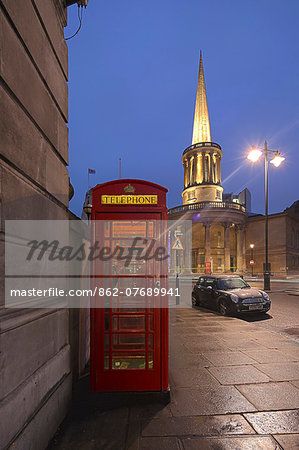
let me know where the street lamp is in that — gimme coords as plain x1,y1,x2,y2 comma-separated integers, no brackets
250,243,254,277
247,141,285,290
83,196,92,223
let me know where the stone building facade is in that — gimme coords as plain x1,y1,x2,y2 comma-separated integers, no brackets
245,202,299,277
0,1,80,448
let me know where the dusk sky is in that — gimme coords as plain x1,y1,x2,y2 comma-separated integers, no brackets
66,0,299,217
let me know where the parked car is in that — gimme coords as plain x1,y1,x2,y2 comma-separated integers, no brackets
192,274,271,315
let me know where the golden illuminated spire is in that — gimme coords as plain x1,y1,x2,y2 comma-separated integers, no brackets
192,51,211,144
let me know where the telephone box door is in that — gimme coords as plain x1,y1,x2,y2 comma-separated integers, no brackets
91,212,167,391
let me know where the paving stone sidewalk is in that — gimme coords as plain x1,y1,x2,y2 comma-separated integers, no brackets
48,306,299,450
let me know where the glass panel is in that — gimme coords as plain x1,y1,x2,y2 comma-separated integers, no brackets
104,354,110,370
104,334,109,350
112,315,145,331
112,221,147,238
104,315,110,331
112,307,145,313
112,334,145,350
112,353,146,370
148,315,154,331
148,333,153,350
148,352,154,369
104,221,110,237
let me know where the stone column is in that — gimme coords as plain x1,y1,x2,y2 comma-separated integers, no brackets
196,154,203,184
203,153,206,182
217,155,221,184
212,153,217,183
204,223,211,264
215,154,220,183
242,227,246,273
189,157,193,185
192,156,197,185
209,153,213,182
169,230,176,273
184,160,188,188
183,220,192,274
237,226,244,273
224,223,231,272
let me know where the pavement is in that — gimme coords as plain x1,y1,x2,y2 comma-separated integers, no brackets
48,304,299,450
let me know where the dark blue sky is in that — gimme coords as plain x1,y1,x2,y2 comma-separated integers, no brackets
66,0,299,217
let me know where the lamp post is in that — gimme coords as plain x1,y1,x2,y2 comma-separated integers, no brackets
247,141,285,291
250,244,254,277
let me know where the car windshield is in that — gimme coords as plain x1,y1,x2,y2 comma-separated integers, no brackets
217,277,249,290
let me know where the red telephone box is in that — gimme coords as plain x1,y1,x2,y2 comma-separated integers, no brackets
90,179,168,392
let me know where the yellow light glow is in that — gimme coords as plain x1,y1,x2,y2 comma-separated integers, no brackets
247,149,262,162
250,244,254,249
270,154,285,167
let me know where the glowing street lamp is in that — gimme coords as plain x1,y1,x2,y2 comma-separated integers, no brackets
247,141,285,290
247,148,262,163
270,153,285,167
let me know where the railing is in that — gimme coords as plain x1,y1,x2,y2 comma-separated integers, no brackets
182,142,222,156
168,201,246,215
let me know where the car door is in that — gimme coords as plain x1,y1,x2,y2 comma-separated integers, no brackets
203,277,216,309
194,277,205,303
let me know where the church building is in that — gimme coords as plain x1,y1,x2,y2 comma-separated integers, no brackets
169,53,248,273
169,53,299,277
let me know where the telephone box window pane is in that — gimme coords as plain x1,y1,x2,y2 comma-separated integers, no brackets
148,333,154,350
112,316,145,332
113,307,145,313
104,221,110,237
148,315,154,331
104,334,110,350
148,352,154,369
112,354,146,370
112,334,145,350
104,315,110,331
112,221,147,238
104,354,110,370
147,222,154,237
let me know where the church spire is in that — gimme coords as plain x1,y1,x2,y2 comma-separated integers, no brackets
192,51,211,144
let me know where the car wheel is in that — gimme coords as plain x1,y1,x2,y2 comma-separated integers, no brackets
218,300,227,316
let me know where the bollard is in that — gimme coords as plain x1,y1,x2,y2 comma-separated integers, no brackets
176,274,180,305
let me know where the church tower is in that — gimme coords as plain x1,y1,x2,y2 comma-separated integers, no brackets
182,52,223,204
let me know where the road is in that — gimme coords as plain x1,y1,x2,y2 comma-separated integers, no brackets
177,278,299,341
241,280,299,341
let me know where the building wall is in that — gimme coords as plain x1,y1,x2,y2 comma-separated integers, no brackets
286,215,299,273
245,214,287,276
0,1,72,448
